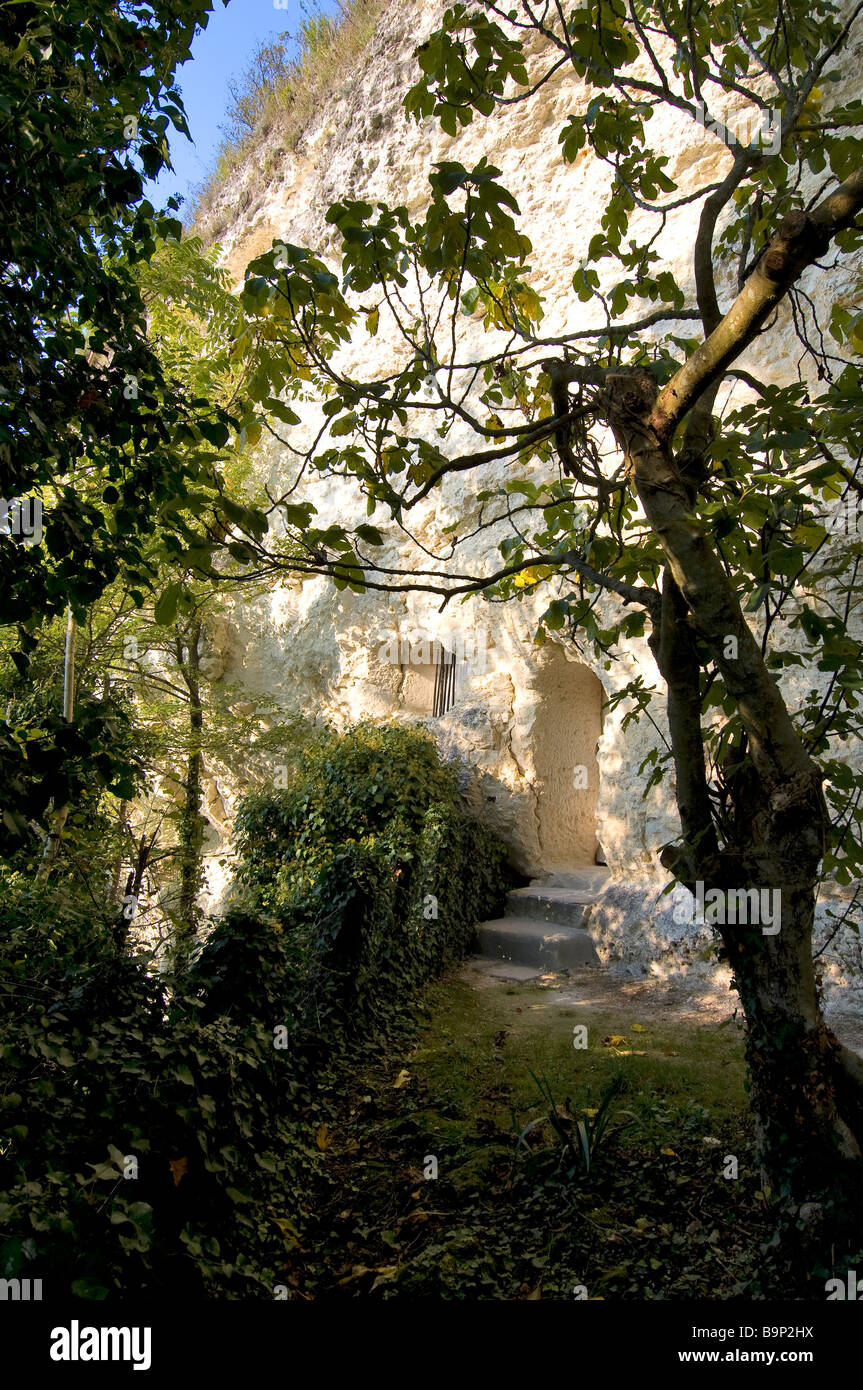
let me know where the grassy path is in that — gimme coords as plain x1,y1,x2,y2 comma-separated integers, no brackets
279,963,784,1299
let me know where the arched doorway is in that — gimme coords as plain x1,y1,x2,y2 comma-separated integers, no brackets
533,648,603,869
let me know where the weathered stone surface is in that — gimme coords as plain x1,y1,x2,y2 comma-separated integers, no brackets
191,0,863,999
506,886,596,929
586,878,725,982
478,915,600,969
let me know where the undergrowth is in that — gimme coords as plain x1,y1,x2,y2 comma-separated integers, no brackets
280,974,786,1300
0,724,508,1300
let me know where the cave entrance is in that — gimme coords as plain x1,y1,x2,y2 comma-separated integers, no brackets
533,648,604,869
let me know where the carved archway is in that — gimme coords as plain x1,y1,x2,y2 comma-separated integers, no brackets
533,648,603,869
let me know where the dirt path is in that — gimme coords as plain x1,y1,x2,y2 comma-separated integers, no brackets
466,960,737,1024
464,959,863,1056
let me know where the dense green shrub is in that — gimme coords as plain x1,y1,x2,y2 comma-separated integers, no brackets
227,722,509,1033
305,803,509,1032
0,893,308,1299
233,722,461,910
0,723,509,1299
183,905,305,1024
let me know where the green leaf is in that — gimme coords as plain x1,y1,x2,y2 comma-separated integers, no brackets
154,583,181,627
265,399,302,426
220,498,269,539
71,1278,110,1300
355,524,385,546
283,503,315,528
330,413,359,437
543,599,569,631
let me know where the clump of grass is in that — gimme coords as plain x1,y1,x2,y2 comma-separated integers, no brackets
190,0,389,233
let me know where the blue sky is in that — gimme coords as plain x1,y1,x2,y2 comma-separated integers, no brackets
148,0,341,212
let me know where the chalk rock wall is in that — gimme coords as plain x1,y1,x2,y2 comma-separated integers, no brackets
194,0,863,991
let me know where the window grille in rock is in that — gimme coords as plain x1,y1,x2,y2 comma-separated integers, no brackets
432,644,458,717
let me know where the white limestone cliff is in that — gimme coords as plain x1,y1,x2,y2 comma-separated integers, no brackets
192,0,863,1008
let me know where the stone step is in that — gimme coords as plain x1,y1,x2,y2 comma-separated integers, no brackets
477,915,600,970
505,886,596,929
538,865,611,892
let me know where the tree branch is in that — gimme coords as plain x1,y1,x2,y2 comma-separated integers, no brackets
653,166,863,440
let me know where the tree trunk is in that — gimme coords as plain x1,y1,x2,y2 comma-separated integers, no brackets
38,606,77,877
176,620,206,940
601,376,863,1229
718,885,863,1198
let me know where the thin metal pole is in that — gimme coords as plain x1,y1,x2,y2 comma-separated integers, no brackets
63,605,76,721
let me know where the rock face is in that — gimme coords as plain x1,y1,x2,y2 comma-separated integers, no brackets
194,0,862,1003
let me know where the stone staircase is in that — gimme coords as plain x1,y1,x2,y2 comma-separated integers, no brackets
473,865,609,980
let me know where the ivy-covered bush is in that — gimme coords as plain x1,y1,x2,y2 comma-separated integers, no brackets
233,722,461,910
303,803,509,1031
0,887,307,1300
0,723,509,1299
226,722,510,1032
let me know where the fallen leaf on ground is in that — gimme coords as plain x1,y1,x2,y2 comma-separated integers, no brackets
392,1068,412,1089
273,1215,306,1250
397,1210,429,1229
316,1124,332,1150
603,1035,627,1047
169,1156,188,1187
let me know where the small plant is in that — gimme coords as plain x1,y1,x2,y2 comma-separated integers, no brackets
517,1072,626,1177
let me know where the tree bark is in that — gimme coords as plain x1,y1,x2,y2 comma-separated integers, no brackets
600,372,863,1219
38,606,77,877
649,567,720,881
176,620,206,940
554,171,863,1214
718,888,863,1198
